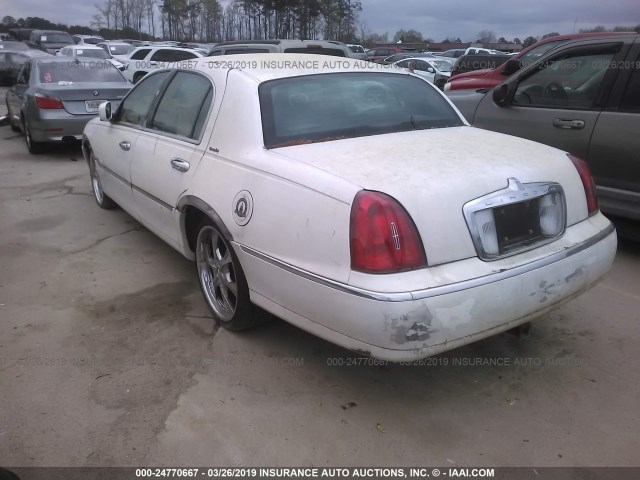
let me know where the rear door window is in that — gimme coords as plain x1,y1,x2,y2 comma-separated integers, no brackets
150,72,213,139
130,49,150,60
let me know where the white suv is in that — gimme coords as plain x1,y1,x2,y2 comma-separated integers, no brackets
122,46,203,83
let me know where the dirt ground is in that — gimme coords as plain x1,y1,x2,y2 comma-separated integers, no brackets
0,94,639,468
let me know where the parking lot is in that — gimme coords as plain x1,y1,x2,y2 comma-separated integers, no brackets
0,85,639,468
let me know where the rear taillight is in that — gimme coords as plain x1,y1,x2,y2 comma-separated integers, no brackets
567,154,598,216
350,190,427,273
34,93,64,110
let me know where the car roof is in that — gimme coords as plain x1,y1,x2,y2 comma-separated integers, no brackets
64,45,104,50
176,53,406,82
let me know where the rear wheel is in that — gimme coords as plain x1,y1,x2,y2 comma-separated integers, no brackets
195,220,263,331
23,117,44,154
89,151,117,209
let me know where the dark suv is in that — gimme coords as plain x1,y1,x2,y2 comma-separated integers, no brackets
28,30,74,54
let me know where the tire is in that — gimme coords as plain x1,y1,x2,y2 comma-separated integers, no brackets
195,220,262,331
89,151,117,209
22,117,44,154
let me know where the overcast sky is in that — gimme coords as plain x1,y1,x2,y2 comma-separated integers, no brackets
3,0,639,41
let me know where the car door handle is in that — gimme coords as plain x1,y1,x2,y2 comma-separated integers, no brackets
119,141,131,151
553,118,585,130
170,158,190,172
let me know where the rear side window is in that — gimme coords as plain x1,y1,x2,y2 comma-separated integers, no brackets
16,61,31,84
130,49,150,60
151,72,213,139
283,47,346,57
260,72,464,148
150,49,198,62
118,71,171,126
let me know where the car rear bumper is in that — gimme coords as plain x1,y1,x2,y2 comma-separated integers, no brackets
236,213,617,361
29,112,95,142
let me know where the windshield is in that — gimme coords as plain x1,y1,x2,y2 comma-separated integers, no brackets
0,41,29,51
260,73,464,148
519,40,567,66
75,49,110,59
39,32,73,44
37,61,126,83
107,44,134,55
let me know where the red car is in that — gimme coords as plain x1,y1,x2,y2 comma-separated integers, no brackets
444,32,628,91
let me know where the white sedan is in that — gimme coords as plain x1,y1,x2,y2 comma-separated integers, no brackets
82,54,617,362
392,57,454,88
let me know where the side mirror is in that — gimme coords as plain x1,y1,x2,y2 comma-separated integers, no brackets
502,59,522,76
98,101,112,121
427,67,435,73
492,84,511,107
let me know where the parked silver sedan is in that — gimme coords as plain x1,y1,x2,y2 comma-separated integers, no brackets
5,57,132,153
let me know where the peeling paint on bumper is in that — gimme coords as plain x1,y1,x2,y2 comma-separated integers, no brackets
237,216,617,362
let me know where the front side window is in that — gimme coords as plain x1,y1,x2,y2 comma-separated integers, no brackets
620,54,640,111
514,49,617,109
519,40,567,66
260,72,464,148
117,71,171,127
150,72,213,139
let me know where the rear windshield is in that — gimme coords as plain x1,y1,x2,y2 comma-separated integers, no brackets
259,72,464,148
75,49,110,59
283,47,346,57
37,61,125,83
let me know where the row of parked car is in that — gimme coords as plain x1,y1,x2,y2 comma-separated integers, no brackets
2,33,638,222
0,31,635,361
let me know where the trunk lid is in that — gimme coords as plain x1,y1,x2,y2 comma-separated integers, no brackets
273,126,586,266
39,83,130,115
